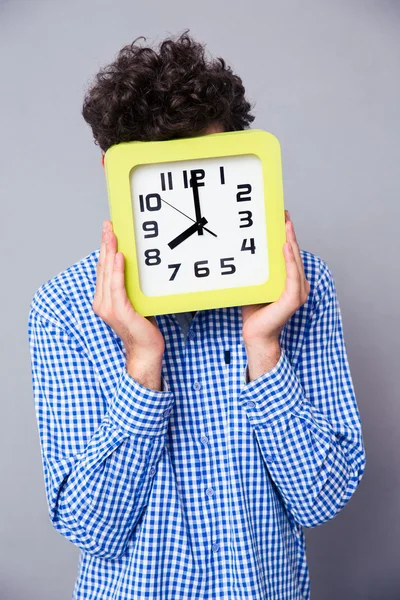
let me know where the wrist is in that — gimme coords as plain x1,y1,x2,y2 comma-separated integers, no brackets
125,352,164,392
126,346,164,365
244,335,280,353
244,340,281,383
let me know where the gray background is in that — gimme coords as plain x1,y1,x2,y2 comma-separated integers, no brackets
1,0,399,598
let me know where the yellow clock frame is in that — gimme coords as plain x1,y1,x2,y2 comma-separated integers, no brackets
103,128,286,317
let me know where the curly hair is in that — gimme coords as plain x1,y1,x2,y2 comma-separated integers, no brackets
81,30,255,152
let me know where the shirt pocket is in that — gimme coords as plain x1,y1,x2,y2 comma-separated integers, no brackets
215,336,253,435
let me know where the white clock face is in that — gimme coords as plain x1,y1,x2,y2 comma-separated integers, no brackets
129,154,268,297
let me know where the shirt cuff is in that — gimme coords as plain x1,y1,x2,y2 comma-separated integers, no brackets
108,366,175,437
238,348,304,427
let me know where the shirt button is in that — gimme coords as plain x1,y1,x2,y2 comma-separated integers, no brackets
200,435,209,445
193,381,201,391
206,487,214,497
163,407,172,418
187,330,196,340
149,466,156,476
212,542,220,553
247,400,256,408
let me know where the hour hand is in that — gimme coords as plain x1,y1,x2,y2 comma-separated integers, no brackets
168,217,208,250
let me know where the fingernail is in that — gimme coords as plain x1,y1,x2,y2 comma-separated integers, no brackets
102,221,108,232
287,210,291,221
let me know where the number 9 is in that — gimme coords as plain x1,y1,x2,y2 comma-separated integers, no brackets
142,221,159,238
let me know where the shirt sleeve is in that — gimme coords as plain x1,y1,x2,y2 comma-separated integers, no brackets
237,260,366,528
28,307,175,559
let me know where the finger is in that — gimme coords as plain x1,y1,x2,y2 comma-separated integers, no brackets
94,227,107,304
110,251,132,318
285,219,307,293
289,221,310,295
283,241,302,300
102,223,116,309
285,218,302,270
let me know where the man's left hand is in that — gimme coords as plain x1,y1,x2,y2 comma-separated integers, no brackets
241,211,310,374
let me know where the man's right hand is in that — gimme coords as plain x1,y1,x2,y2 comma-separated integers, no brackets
92,220,166,390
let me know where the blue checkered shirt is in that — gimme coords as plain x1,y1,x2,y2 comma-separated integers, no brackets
28,247,365,599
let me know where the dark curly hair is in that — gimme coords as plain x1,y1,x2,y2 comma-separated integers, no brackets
81,30,256,152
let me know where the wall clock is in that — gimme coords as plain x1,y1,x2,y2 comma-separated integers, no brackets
103,128,286,317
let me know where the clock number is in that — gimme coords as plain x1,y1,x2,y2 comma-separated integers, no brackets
139,193,162,212
183,169,206,188
160,172,173,191
142,221,159,238
241,238,256,254
220,257,236,275
219,166,225,184
238,210,253,228
236,183,252,202
144,248,161,266
194,260,210,278
168,263,181,281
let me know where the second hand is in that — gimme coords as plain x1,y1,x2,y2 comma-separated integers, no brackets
159,196,217,238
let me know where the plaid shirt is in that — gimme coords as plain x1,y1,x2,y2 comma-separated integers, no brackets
28,247,365,599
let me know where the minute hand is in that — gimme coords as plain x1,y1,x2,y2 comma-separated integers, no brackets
191,181,204,236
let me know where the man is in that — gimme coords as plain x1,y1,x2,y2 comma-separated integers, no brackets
28,31,365,599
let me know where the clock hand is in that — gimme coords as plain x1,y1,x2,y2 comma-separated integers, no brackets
168,216,208,250
191,179,204,236
159,196,217,238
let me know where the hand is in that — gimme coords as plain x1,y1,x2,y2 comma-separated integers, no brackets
241,210,311,347
92,220,166,361
168,216,208,249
